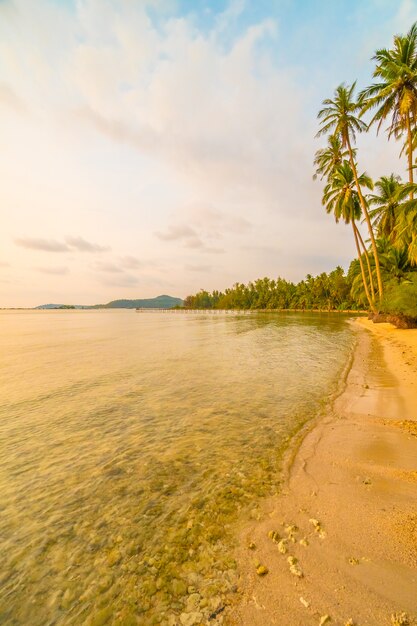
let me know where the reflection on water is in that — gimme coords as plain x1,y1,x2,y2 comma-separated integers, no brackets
0,310,354,625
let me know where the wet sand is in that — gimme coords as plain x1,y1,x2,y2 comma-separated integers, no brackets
231,318,417,626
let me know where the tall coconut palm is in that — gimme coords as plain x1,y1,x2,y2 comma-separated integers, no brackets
317,83,383,300
322,161,376,310
360,23,417,194
313,134,351,180
368,174,402,240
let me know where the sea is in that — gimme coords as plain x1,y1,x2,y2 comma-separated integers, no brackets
0,309,355,625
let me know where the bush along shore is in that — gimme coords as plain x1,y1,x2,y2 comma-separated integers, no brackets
185,23,417,329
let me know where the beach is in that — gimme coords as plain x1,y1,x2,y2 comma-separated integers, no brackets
232,318,417,626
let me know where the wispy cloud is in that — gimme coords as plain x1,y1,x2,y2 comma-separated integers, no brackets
119,256,143,269
156,209,248,252
73,106,157,154
66,236,110,252
0,83,26,113
15,238,70,252
155,225,198,242
192,208,251,237
185,264,212,272
37,266,69,275
95,261,123,273
15,236,110,253
203,246,225,255
155,224,205,249
100,274,139,288
0,261,10,268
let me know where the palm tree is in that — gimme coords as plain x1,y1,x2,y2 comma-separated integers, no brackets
360,23,417,194
313,134,351,180
378,237,412,284
317,83,383,300
392,182,417,265
368,174,402,239
322,161,376,311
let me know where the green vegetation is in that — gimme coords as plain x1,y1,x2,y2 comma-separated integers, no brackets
185,23,417,323
36,295,183,310
100,295,183,309
184,269,356,311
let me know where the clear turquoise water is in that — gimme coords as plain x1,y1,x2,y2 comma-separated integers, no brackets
0,310,355,625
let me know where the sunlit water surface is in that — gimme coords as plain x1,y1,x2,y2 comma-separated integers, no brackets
0,310,355,625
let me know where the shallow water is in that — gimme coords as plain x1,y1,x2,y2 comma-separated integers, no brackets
0,310,354,625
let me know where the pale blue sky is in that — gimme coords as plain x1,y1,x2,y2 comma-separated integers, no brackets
0,0,415,306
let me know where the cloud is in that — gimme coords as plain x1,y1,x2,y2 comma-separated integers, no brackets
2,0,412,307
99,274,139,288
0,261,10,268
203,246,225,254
50,2,296,207
155,224,205,249
66,236,110,252
155,225,198,242
185,264,212,272
155,209,249,252
192,208,251,237
0,83,26,113
72,106,157,153
15,237,70,252
15,235,110,254
119,256,143,269
37,266,69,275
95,261,123,273
241,244,282,257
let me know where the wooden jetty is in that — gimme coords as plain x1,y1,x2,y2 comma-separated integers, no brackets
135,308,366,314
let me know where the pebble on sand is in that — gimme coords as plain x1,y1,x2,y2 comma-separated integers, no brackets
391,613,409,626
277,539,288,554
287,556,303,578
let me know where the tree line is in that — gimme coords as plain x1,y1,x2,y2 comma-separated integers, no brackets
183,268,359,311
185,24,417,319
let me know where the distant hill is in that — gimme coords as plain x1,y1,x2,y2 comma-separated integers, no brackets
101,295,183,309
35,295,183,310
34,304,87,310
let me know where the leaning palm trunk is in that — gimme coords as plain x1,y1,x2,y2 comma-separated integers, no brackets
355,226,376,301
346,137,383,300
352,222,375,312
406,113,414,199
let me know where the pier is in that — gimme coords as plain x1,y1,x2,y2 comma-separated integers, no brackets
135,308,365,314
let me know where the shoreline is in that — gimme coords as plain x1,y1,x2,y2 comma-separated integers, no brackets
230,318,417,625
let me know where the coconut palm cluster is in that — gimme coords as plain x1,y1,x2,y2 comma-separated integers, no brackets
316,23,417,317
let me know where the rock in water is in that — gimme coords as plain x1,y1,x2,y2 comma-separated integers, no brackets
180,612,203,626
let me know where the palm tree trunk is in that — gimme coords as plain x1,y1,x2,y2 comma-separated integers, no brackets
406,113,414,199
355,225,376,301
352,221,375,312
346,136,383,301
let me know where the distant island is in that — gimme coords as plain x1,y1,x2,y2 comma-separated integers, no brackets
35,295,183,310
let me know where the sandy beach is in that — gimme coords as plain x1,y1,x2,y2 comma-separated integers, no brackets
231,318,417,626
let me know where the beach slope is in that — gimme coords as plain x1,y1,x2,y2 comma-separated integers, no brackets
232,319,417,626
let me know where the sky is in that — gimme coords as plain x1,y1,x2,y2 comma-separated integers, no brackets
1,0,416,307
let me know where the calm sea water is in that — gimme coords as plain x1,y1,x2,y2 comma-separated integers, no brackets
0,310,355,625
